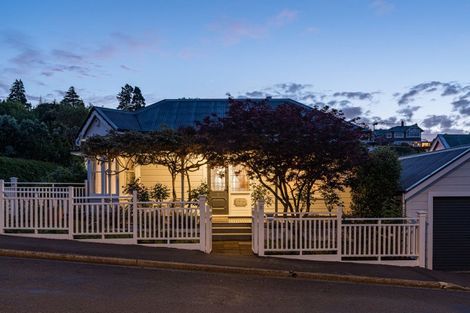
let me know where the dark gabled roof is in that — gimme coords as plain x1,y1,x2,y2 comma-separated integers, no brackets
94,107,141,131
438,134,470,149
388,123,423,132
399,146,470,192
91,98,310,131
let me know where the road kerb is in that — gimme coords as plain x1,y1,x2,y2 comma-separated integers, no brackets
0,248,468,292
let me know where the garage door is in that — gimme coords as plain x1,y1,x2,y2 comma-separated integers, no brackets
433,197,470,271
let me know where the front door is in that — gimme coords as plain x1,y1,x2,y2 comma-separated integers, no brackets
208,166,229,215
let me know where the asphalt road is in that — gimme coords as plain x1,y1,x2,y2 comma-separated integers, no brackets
0,257,469,313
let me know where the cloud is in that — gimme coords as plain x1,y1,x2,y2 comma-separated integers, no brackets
422,115,455,129
212,21,266,45
239,83,378,114
239,83,320,104
269,9,298,27
120,64,136,71
398,81,470,105
397,105,421,121
371,116,398,127
370,0,394,15
452,94,470,116
340,106,363,119
244,90,266,98
211,9,298,45
333,91,374,101
51,49,84,62
85,94,117,106
1,29,159,79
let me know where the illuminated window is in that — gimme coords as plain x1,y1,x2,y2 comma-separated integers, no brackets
91,159,119,195
93,160,103,194
230,166,249,192
210,167,226,191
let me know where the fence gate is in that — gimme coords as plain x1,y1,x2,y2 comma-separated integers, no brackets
252,201,427,268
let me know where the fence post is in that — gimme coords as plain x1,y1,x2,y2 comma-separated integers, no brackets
336,205,343,261
199,196,206,253
68,186,74,239
132,190,138,244
417,211,428,268
10,177,17,214
257,200,265,256
84,179,88,197
0,180,4,234
252,205,258,254
206,201,212,253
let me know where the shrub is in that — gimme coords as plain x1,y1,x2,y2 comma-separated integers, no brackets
320,185,344,213
350,147,402,218
250,183,273,206
123,179,149,201
189,183,209,202
150,183,170,202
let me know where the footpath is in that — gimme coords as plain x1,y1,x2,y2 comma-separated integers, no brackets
0,235,469,291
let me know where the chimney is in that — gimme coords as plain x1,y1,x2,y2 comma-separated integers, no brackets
401,120,404,127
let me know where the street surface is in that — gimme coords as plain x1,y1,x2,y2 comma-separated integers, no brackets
0,257,469,313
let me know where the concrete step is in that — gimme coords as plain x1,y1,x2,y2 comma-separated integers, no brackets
213,233,252,241
212,222,252,228
212,240,253,255
212,226,251,234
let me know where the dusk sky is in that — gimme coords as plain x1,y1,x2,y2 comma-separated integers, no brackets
1,0,470,138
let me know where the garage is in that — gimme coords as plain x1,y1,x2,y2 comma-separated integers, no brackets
400,145,470,270
433,197,470,271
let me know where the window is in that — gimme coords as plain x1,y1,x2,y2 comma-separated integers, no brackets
386,132,392,138
407,128,421,138
91,158,119,195
394,132,404,138
92,160,103,194
230,165,249,192
210,166,226,191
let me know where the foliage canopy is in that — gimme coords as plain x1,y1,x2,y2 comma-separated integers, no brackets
350,146,402,217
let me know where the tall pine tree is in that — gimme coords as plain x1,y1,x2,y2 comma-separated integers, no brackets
60,86,85,107
7,79,29,108
116,84,134,111
131,86,146,110
117,84,146,111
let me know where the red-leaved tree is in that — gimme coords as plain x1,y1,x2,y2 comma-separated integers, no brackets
197,99,367,212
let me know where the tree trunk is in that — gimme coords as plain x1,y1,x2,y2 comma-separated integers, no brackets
170,173,177,201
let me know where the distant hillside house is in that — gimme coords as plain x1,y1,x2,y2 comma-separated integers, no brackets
429,134,470,151
373,121,423,146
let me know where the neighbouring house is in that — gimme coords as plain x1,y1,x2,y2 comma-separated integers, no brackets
429,133,470,151
399,145,470,270
373,121,423,146
76,98,353,222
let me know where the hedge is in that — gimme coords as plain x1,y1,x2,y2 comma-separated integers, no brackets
0,156,69,182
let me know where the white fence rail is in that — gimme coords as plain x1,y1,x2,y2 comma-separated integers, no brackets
0,180,212,253
253,201,427,267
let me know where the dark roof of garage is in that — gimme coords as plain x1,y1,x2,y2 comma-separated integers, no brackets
400,146,470,192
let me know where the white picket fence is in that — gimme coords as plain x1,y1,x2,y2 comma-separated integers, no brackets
0,180,212,253
252,201,427,267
